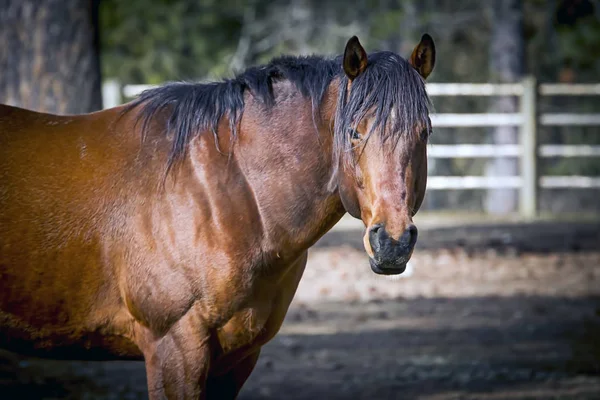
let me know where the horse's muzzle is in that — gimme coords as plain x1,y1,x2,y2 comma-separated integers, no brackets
368,223,418,275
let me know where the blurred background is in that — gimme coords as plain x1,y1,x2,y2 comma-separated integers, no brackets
0,0,599,399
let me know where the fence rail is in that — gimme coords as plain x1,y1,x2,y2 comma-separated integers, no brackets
102,77,600,217
424,77,600,218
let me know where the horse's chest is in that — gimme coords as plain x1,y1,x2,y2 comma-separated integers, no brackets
216,306,273,354
215,253,308,356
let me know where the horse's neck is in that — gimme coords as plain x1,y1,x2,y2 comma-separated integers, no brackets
235,89,345,256
243,160,344,257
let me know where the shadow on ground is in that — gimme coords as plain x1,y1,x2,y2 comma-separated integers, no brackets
1,295,599,399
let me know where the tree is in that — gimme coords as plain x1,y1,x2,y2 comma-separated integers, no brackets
0,0,102,114
485,0,524,214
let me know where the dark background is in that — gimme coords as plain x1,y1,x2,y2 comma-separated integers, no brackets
0,1,599,399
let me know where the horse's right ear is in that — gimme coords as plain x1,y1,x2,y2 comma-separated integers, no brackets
409,34,436,79
343,36,368,80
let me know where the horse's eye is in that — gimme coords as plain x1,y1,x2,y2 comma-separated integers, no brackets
420,129,430,142
349,129,362,140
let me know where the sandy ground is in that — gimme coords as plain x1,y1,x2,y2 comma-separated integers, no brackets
0,221,599,400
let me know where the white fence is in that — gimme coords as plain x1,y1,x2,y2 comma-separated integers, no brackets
426,77,600,217
102,77,600,217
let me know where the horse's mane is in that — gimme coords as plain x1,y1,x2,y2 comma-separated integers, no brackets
123,51,431,174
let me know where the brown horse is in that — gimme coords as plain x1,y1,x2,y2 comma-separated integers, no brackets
0,35,435,398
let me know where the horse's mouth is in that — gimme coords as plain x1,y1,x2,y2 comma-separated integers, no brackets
369,258,407,275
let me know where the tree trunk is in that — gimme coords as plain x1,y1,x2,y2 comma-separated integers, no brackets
0,0,102,114
485,0,524,214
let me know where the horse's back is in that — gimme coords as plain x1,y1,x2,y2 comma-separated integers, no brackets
0,103,142,359
0,103,127,222
0,103,82,141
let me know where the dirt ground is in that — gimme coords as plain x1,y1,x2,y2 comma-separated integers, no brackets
1,221,599,400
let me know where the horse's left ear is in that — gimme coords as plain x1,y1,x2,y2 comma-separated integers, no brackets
409,34,436,80
343,36,368,80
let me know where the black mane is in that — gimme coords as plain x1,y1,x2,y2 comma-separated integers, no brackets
124,51,431,174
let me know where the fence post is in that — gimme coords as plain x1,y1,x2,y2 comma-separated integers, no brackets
519,76,539,218
102,79,121,109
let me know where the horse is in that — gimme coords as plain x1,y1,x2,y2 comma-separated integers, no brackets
0,34,435,399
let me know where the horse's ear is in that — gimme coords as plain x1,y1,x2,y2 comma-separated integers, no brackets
343,36,368,80
409,34,436,79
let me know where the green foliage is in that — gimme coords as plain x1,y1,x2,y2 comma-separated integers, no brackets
99,0,429,83
100,0,244,83
556,14,600,78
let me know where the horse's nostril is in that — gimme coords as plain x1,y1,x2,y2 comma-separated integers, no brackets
407,224,417,237
370,224,383,235
406,224,418,247
368,224,385,252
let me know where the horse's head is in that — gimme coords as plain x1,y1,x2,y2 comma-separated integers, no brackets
334,35,435,275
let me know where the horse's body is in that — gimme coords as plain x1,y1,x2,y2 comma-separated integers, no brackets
0,36,435,398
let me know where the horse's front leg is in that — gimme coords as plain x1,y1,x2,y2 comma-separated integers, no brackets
205,349,261,400
137,315,212,400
